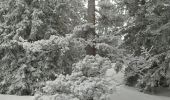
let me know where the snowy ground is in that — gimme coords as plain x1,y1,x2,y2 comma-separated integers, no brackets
108,64,170,100
0,94,32,100
0,64,170,100
0,86,169,100
112,86,170,100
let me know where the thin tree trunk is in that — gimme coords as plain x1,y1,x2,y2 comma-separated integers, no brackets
86,0,96,56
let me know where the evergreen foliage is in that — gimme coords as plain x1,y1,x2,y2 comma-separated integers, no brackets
117,0,170,92
2,0,168,98
97,0,125,35
0,0,88,95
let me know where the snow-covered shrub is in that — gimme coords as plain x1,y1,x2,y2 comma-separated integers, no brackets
21,35,70,53
0,33,124,96
95,42,125,63
96,43,114,57
124,52,170,93
35,55,116,100
73,55,112,77
0,34,87,95
0,0,87,95
124,56,145,86
95,35,125,63
96,35,121,46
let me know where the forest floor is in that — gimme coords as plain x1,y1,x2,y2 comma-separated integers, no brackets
112,85,170,100
0,65,170,100
0,86,169,100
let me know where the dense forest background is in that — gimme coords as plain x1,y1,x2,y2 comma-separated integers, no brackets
0,0,170,100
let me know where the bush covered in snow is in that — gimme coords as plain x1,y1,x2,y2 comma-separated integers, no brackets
35,55,116,100
0,35,86,95
124,52,170,93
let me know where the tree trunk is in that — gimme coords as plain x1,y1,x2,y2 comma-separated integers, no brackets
88,0,95,25
86,0,96,56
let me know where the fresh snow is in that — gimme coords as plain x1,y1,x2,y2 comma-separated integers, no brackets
0,86,169,100
0,94,32,100
112,86,170,100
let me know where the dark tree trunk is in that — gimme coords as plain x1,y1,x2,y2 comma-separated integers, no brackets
88,0,95,25
86,0,96,56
